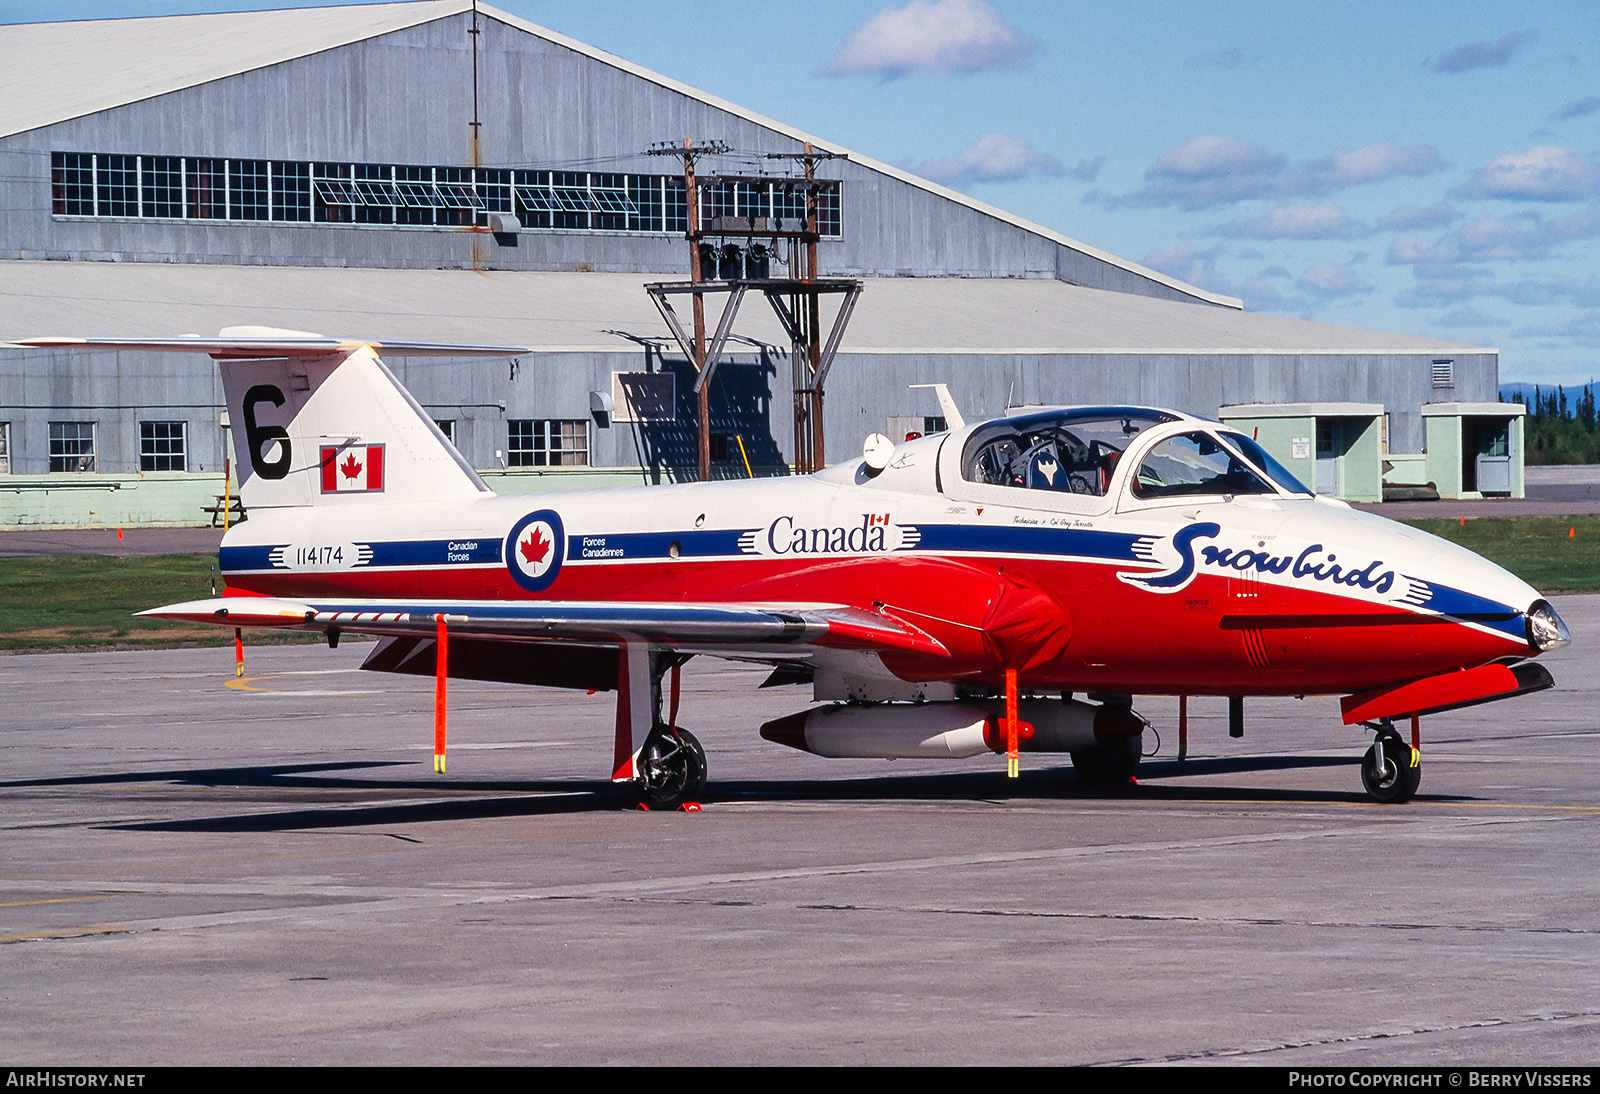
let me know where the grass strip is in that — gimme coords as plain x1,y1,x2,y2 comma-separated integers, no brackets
0,553,317,652
1401,515,1600,593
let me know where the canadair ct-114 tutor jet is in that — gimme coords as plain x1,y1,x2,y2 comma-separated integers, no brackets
16,329,1569,806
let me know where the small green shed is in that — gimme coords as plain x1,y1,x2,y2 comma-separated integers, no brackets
1217,402,1385,503
1421,402,1526,499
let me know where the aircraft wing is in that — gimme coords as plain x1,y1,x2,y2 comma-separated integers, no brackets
139,597,949,658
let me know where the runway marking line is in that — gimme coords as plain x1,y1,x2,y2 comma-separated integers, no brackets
226,670,379,696
0,895,112,909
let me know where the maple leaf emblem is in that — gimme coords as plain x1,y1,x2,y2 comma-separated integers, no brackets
340,452,363,480
519,525,551,566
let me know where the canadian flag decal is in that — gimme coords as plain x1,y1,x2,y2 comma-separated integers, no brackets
320,445,385,493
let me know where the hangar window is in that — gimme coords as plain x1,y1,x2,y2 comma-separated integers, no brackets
47,152,844,239
229,159,269,221
187,158,226,219
550,172,591,230
590,173,630,231
508,420,589,467
665,177,689,234
96,154,139,217
271,161,311,222
0,422,10,474
48,422,96,473
141,156,183,219
51,152,95,215
314,164,358,223
436,166,482,227
477,168,512,221
963,410,1175,496
629,176,664,232
353,164,396,225
139,421,187,472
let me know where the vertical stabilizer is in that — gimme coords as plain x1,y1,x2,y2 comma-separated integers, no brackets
220,340,486,510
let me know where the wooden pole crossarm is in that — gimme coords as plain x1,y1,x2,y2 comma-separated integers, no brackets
693,283,748,395
814,283,861,390
762,292,804,346
645,287,699,368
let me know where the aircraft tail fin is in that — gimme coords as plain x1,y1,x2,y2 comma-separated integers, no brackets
14,328,527,511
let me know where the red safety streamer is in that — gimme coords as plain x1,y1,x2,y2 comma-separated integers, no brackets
1005,667,1019,778
434,613,448,773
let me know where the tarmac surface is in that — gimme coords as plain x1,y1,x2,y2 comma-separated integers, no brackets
1,597,1597,1065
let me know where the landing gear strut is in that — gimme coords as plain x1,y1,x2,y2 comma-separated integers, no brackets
615,646,705,808
1360,719,1420,804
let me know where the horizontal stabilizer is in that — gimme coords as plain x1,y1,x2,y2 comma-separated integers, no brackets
139,597,949,658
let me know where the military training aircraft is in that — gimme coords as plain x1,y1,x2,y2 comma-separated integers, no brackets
16,329,1570,806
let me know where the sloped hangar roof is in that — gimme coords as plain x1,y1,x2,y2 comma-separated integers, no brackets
0,0,1237,310
0,260,1489,356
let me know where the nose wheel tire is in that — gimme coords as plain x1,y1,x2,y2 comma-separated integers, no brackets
1069,733,1143,785
1361,733,1420,804
638,725,706,808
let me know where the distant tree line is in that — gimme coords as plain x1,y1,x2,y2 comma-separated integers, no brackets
1511,384,1600,464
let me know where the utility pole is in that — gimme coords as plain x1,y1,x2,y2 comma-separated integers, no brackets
765,144,842,472
645,138,730,482
643,140,857,480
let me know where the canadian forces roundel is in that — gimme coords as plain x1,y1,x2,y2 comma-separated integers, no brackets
505,509,565,592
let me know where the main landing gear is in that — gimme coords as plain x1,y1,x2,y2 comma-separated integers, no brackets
1069,694,1145,786
615,647,706,809
639,724,706,809
1069,734,1144,785
1360,719,1421,804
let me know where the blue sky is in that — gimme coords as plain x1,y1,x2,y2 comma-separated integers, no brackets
6,0,1598,384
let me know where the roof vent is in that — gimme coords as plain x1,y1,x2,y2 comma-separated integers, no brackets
1431,359,1454,388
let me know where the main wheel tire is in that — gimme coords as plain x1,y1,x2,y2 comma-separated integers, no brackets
1361,735,1420,804
639,726,706,808
1069,733,1143,785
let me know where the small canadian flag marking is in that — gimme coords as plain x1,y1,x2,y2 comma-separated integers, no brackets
320,444,385,493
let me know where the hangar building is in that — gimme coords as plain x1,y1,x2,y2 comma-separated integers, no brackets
0,0,1500,525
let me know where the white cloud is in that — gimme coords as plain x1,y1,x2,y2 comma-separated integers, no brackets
1434,305,1504,328
1217,203,1365,240
1140,241,1229,294
1120,137,1444,210
1457,145,1600,201
1390,206,1600,268
1071,155,1105,182
1379,202,1459,231
1296,262,1370,299
1556,96,1600,121
1428,30,1537,74
1300,141,1444,189
914,132,1063,184
825,0,1042,78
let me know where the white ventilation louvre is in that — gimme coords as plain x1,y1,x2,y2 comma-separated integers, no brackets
1431,359,1454,388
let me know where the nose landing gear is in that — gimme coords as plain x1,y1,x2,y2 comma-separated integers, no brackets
1360,719,1420,804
